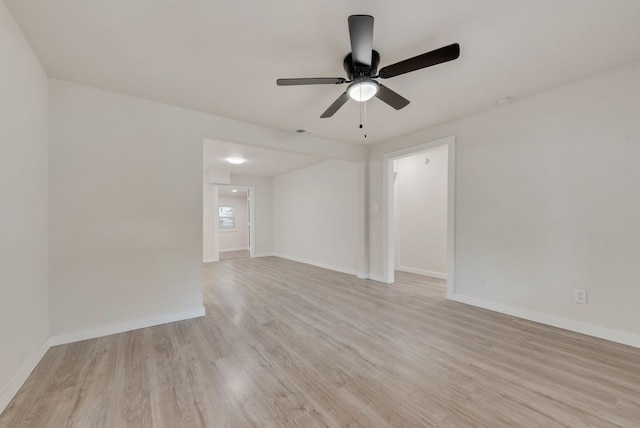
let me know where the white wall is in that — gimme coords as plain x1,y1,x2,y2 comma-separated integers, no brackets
218,194,248,252
395,146,448,278
273,160,365,276
48,78,363,338
0,0,50,409
370,61,640,343
49,80,209,336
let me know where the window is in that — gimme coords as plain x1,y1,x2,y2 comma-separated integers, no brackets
218,206,235,230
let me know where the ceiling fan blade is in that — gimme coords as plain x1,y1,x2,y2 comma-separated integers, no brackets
375,84,410,110
277,77,346,86
379,43,460,79
348,15,374,67
320,92,350,118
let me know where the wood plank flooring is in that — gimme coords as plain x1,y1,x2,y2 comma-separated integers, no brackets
2,256,640,427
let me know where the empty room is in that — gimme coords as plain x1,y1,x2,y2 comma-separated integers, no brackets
2,1,640,427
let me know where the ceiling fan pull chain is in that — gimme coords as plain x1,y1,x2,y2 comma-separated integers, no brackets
358,99,367,138
358,100,367,138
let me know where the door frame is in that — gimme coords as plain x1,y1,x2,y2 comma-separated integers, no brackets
382,135,456,298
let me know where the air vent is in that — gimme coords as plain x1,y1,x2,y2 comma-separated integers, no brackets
294,129,313,135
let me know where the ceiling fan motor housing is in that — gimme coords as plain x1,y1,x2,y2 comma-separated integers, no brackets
344,50,380,80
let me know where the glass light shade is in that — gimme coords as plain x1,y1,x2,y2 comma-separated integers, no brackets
348,81,379,102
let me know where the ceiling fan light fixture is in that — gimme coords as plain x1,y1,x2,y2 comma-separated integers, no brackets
348,80,379,102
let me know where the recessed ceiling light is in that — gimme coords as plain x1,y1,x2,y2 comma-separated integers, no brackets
231,189,238,193
226,157,246,164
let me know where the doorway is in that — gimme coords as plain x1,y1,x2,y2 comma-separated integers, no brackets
203,184,255,263
382,136,455,297
217,185,253,260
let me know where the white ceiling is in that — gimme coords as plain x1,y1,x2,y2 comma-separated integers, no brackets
203,138,325,177
7,1,640,145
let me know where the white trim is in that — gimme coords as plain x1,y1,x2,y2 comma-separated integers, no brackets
219,247,249,253
356,161,369,282
450,294,640,349
0,338,50,414
446,142,456,299
203,257,218,263
49,307,206,347
248,187,256,259
382,136,456,298
367,273,391,283
273,254,358,276
253,252,276,258
382,155,392,282
397,266,447,280
213,185,220,260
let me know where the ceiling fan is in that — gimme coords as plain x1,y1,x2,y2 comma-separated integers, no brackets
276,15,460,119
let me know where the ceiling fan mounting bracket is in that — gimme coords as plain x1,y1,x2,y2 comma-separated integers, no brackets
344,50,380,80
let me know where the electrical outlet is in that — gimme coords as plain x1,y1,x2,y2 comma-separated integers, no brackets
574,289,588,304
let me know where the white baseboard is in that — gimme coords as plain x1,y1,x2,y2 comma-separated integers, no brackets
49,307,206,347
0,338,50,414
219,247,249,253
450,293,640,349
367,273,390,283
397,266,447,280
203,257,218,263
273,254,358,277
253,253,275,258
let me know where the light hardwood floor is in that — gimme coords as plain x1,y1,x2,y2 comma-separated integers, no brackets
2,257,640,427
